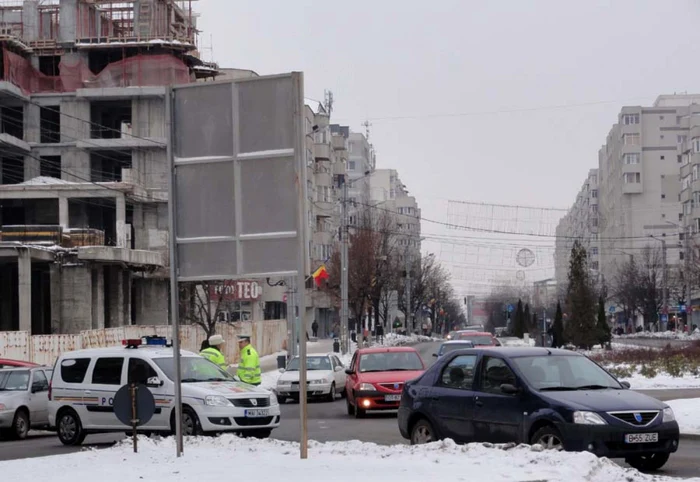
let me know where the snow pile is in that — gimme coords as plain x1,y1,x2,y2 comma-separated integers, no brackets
498,337,536,347
666,398,700,435
615,330,700,341
1,435,691,482
381,332,440,346
607,365,700,390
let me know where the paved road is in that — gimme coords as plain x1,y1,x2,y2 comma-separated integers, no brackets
615,338,695,349
2,341,699,478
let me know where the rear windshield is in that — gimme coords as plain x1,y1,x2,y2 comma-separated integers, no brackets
455,334,493,345
359,351,423,373
0,370,30,391
439,343,474,354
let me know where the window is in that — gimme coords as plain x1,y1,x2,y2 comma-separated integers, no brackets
127,358,158,384
591,190,598,198
678,135,687,144
683,175,692,190
358,351,423,373
228,301,252,322
694,165,700,181
590,204,597,213
623,153,640,164
91,357,124,385
478,357,516,394
0,370,30,391
660,155,665,160
40,156,61,178
693,138,700,153
39,106,60,143
591,247,598,255
678,155,683,164
623,133,640,146
32,370,48,391
348,160,356,170
439,355,477,390
622,114,640,125
623,172,641,184
591,261,599,270
512,355,620,390
154,357,232,383
264,301,287,320
60,358,91,383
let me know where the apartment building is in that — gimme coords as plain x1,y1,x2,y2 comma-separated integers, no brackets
554,169,600,295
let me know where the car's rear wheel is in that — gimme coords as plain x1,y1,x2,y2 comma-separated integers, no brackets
410,419,436,445
531,426,564,451
625,453,670,472
57,409,86,446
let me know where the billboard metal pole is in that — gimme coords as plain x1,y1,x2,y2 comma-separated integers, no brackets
293,72,309,459
166,87,184,457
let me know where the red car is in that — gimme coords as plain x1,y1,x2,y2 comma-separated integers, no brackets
0,358,38,368
344,346,425,418
454,331,500,346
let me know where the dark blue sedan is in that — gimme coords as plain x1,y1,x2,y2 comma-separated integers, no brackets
397,347,680,473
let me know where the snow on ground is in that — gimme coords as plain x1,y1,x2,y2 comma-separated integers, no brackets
666,398,700,436
2,435,694,482
381,332,441,346
612,369,700,390
615,330,700,340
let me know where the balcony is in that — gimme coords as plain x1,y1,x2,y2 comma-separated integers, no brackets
332,135,348,151
314,142,331,161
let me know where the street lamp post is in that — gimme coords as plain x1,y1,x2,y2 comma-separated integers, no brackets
649,235,668,331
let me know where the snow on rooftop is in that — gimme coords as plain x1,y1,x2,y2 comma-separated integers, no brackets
18,176,78,186
0,435,678,482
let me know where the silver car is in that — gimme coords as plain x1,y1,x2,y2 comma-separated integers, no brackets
0,367,52,440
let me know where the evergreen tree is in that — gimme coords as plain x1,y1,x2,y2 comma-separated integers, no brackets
513,299,525,338
532,312,539,339
552,301,564,348
596,296,612,348
565,240,597,349
524,303,531,335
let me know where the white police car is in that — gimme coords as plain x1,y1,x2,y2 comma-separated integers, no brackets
47,336,280,445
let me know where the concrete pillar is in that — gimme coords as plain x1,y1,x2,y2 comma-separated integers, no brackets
58,196,69,229
18,249,32,333
91,267,105,329
116,194,127,248
58,0,77,43
49,264,62,333
22,1,40,42
123,270,132,325
24,103,40,144
106,266,125,327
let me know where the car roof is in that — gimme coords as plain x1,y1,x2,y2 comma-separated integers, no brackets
56,346,199,359
0,366,50,371
456,331,492,336
0,358,39,367
441,340,475,345
357,346,418,354
449,346,582,358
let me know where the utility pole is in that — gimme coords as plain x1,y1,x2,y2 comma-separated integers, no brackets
662,238,668,331
286,277,296,360
405,252,412,333
340,175,350,354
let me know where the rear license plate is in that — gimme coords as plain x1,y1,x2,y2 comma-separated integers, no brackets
625,433,658,444
245,409,270,418
384,394,401,402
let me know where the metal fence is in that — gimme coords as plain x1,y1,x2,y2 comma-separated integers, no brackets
0,320,287,366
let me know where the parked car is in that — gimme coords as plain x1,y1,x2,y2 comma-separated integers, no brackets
0,366,53,439
275,354,347,403
433,340,475,358
0,358,39,369
454,331,499,346
397,347,680,472
345,346,425,418
48,336,280,445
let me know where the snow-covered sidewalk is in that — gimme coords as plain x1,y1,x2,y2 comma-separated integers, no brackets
2,435,695,482
666,398,700,436
615,330,700,341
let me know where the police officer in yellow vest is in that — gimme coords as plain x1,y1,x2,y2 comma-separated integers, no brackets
236,335,261,386
199,334,227,369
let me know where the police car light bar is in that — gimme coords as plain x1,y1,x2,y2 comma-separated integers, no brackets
122,336,170,348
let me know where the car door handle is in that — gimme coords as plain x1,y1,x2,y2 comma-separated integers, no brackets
475,398,483,407
84,390,92,395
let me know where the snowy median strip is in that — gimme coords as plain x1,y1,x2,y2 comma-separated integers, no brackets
1,435,692,482
666,398,700,437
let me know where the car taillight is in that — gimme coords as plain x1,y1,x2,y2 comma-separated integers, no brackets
48,380,52,400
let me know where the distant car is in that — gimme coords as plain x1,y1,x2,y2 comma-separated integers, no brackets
344,346,425,418
275,354,347,403
398,347,680,473
433,341,475,359
0,366,53,440
454,331,499,346
0,358,39,369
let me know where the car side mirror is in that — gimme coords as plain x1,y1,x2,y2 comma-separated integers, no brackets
500,383,520,395
620,381,631,389
146,376,164,387
278,368,285,373
335,366,343,372
345,368,354,375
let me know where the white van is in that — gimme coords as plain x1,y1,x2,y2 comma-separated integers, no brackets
47,336,280,445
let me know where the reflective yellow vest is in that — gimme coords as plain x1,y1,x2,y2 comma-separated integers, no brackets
199,347,227,369
237,345,261,385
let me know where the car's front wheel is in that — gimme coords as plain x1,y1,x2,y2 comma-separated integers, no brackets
11,410,29,440
326,383,336,402
410,419,436,445
531,425,564,451
625,453,670,472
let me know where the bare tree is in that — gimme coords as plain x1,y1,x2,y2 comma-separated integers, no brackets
610,256,643,327
179,281,229,339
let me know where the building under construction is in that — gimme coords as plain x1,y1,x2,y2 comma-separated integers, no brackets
0,0,219,335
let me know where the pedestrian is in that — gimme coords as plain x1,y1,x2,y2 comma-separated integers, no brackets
199,334,227,369
236,335,261,386
312,320,319,338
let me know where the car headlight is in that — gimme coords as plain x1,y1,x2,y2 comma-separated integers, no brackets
269,393,278,406
573,411,607,425
204,395,232,407
277,379,291,386
358,383,376,391
663,407,676,423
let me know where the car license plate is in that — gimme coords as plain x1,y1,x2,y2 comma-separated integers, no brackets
384,394,401,402
625,433,658,444
245,409,270,418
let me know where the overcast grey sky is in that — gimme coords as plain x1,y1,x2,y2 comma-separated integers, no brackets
198,0,700,295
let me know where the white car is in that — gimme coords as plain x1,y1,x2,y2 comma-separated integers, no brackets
47,336,280,445
275,354,347,403
0,366,53,439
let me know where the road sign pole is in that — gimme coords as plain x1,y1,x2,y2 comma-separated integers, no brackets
166,87,184,458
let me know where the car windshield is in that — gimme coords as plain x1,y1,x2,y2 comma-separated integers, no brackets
439,343,474,354
0,370,30,391
359,352,423,373
286,356,332,371
456,334,493,345
154,357,234,383
512,355,622,391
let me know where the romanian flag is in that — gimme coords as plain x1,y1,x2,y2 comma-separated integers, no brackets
312,265,329,286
